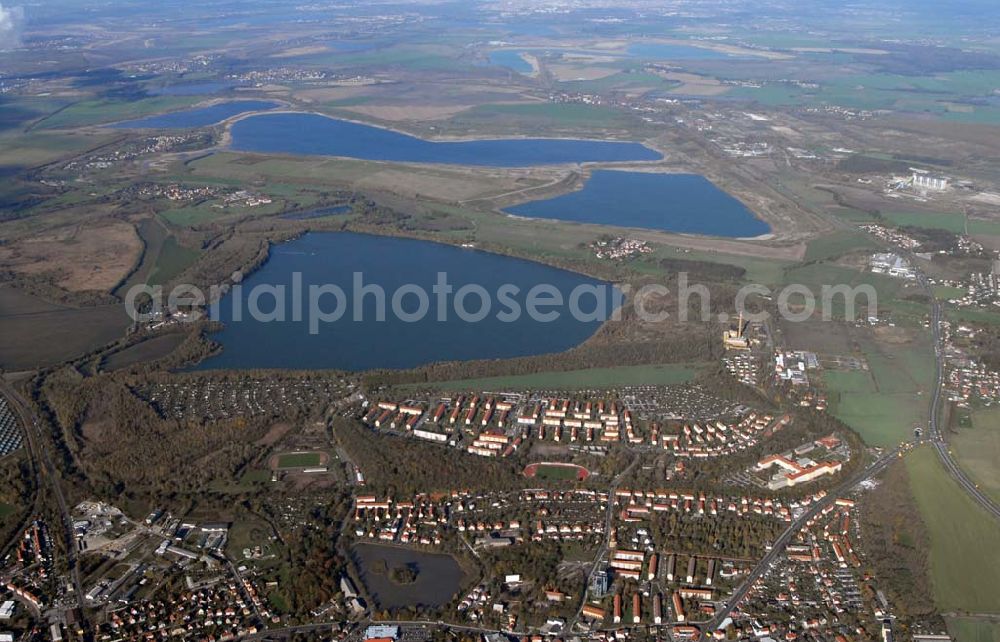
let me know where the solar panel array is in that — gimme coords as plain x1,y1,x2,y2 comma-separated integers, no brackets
0,398,24,457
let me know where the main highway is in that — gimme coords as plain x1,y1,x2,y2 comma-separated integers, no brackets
915,271,1000,521
700,258,1000,636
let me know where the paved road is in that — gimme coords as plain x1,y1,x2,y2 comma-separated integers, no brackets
228,558,265,622
703,448,903,633
0,386,43,562
237,448,900,641
915,271,1000,521
239,618,528,641
699,258,1000,636
0,381,88,622
569,454,641,630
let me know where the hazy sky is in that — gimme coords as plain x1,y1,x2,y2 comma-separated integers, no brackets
0,3,24,50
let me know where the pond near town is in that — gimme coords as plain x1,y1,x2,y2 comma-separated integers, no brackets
194,232,620,371
352,543,466,609
489,50,534,73
504,170,770,237
227,112,662,166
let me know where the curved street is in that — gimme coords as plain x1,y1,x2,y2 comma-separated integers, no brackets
702,447,902,633
701,260,1000,637
916,270,1000,521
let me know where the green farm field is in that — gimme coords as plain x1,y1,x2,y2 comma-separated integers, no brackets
951,407,1000,505
823,334,934,446
36,96,204,129
906,446,1000,613
453,102,641,132
148,237,201,285
883,211,1000,236
119,219,201,292
803,229,878,263
830,391,926,447
0,130,120,168
948,618,1000,642
159,199,288,227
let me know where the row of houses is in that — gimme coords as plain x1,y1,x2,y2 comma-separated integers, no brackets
364,394,764,460
737,498,875,641
581,587,715,628
352,489,608,548
95,581,266,641
612,489,794,524
663,413,791,459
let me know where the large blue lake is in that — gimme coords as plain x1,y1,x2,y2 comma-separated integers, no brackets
112,100,280,128
505,170,770,237
196,232,620,371
228,112,662,166
489,50,533,73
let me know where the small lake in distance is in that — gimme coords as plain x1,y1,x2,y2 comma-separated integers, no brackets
504,170,770,237
195,232,619,371
228,112,662,166
489,50,533,73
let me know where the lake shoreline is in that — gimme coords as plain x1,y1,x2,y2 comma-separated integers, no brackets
350,541,470,610
503,170,771,237
194,230,618,371
226,111,663,167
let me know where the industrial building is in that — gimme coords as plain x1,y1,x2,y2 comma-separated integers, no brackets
757,454,843,490
911,171,948,191
870,253,916,279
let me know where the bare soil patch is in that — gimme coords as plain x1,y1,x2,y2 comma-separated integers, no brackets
0,221,141,292
342,104,477,121
0,287,128,370
547,65,620,82
270,45,330,58
256,422,294,448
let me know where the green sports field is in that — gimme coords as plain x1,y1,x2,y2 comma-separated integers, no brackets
533,464,585,480
276,452,323,469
